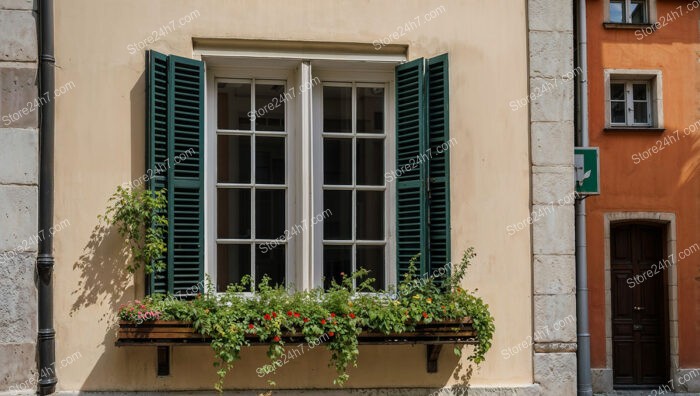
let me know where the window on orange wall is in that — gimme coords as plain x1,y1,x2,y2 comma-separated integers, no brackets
609,0,649,23
609,81,652,127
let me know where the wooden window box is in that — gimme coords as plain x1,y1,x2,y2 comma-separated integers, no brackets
116,318,477,373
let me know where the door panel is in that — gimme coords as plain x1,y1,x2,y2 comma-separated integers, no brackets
611,224,668,387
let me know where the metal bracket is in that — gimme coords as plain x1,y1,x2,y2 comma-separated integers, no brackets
427,344,442,373
157,346,170,376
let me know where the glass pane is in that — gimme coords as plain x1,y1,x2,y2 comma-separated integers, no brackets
609,0,624,22
357,245,384,290
357,191,384,240
634,102,649,124
255,189,285,239
357,87,384,133
610,83,625,100
254,83,285,132
217,135,250,183
356,138,384,186
217,244,251,292
633,84,647,101
255,136,285,184
217,189,251,238
323,245,352,289
611,102,626,124
218,82,251,130
324,190,352,240
630,0,647,23
324,138,352,185
323,86,352,132
256,244,285,288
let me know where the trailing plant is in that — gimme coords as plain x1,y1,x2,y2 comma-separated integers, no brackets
101,185,167,273
117,249,495,391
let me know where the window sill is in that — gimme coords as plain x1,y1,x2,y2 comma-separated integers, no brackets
603,22,655,30
604,127,665,133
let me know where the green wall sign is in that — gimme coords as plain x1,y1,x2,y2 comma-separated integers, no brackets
575,147,600,195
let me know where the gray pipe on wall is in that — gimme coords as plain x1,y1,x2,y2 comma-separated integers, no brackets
575,0,593,395
37,0,57,394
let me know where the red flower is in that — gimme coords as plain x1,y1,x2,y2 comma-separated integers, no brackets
287,310,293,316
320,319,327,325
248,323,255,329
272,312,277,318
273,335,281,342
294,312,300,318
264,314,271,321
349,313,356,319
330,313,336,318
328,331,335,337
422,312,429,318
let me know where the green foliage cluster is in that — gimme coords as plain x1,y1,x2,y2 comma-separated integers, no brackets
118,249,494,391
101,186,167,273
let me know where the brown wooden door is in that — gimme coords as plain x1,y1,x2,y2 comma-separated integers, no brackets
611,223,669,387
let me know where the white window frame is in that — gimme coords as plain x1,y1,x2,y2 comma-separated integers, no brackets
609,80,651,127
203,55,401,292
213,77,292,291
311,69,396,290
605,0,653,23
604,69,663,129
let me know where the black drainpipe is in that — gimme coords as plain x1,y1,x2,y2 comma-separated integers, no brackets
37,0,57,394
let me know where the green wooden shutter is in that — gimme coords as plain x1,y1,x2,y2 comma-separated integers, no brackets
425,54,451,280
395,54,451,281
147,50,205,295
147,50,170,294
395,58,428,278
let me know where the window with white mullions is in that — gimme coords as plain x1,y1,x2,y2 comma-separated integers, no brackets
216,79,288,291
321,83,386,290
610,81,651,127
609,0,648,23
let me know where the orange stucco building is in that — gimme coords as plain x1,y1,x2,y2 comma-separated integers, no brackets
585,0,700,391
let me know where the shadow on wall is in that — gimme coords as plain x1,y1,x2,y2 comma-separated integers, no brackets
69,70,147,324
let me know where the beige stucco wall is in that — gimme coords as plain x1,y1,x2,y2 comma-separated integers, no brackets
52,0,533,391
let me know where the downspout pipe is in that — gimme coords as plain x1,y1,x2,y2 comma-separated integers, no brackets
575,0,592,395
37,0,57,394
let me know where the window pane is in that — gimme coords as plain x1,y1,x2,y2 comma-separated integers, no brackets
357,245,384,290
254,83,285,132
634,102,649,124
357,87,384,133
323,86,352,132
217,244,251,292
217,135,250,183
218,189,251,238
633,84,647,101
255,136,285,184
323,245,352,289
255,189,285,239
256,244,285,288
610,83,625,100
356,138,384,186
611,102,626,124
324,138,352,185
630,0,647,23
609,0,624,22
357,191,384,240
324,190,352,240
218,82,251,130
